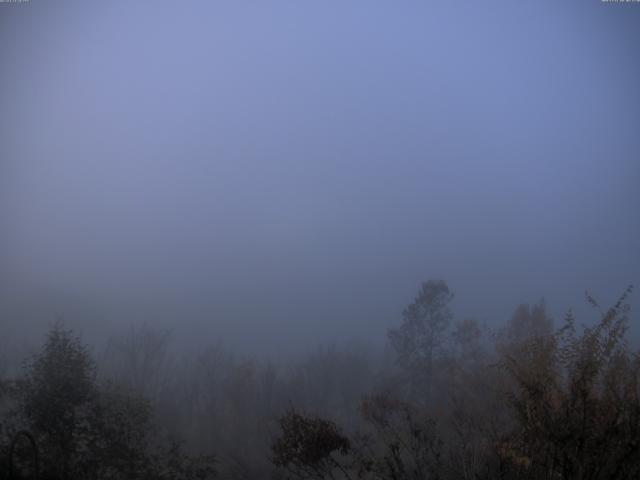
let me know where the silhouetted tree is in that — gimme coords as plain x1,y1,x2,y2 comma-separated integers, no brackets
499,300,553,348
388,279,454,401
272,409,352,480
17,323,100,479
500,286,639,479
102,323,174,401
359,393,444,480
8,323,216,480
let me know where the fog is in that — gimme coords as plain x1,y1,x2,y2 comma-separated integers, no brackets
2,1,639,351
2,2,640,479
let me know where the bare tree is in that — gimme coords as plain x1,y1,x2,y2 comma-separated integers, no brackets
102,323,174,401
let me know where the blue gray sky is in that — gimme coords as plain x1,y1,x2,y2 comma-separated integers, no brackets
1,0,639,352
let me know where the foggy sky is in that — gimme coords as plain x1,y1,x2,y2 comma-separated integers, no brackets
1,0,639,353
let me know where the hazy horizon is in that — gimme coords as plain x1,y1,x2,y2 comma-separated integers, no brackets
2,0,638,354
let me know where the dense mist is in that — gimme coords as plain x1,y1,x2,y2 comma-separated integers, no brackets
1,1,639,479
2,0,638,353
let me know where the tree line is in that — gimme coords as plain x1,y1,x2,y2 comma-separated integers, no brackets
0,280,637,479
